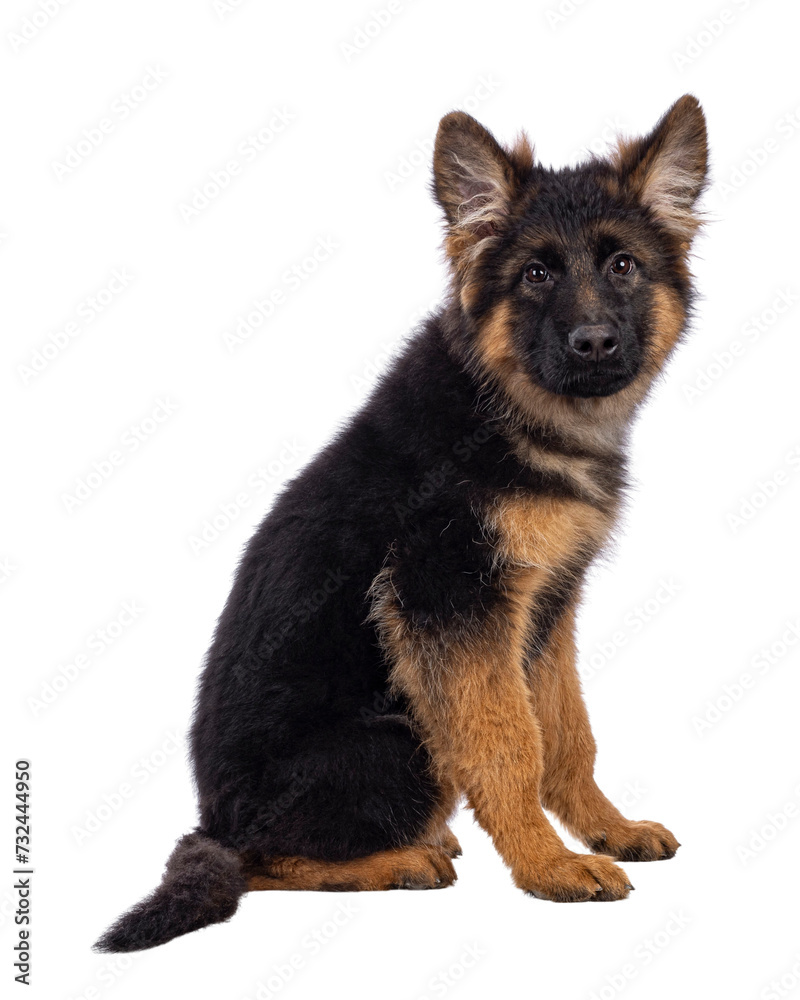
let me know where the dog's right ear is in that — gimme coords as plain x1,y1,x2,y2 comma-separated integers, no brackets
432,113,529,263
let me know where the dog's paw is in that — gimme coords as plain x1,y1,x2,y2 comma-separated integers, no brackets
515,852,632,902
391,846,457,890
585,820,680,862
439,827,463,859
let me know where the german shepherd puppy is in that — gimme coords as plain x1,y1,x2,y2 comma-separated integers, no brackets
95,95,708,951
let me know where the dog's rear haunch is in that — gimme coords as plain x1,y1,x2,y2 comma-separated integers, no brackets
95,95,706,951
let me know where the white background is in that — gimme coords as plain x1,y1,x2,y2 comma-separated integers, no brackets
3,0,800,998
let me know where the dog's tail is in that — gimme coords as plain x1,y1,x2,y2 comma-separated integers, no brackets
93,831,247,953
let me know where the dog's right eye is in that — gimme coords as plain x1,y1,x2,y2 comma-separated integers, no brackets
525,264,549,284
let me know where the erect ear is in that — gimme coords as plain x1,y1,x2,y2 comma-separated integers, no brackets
432,112,529,259
611,94,708,244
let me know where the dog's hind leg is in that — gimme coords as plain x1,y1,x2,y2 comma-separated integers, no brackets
217,713,460,875
238,721,462,891
431,825,462,859
415,782,462,858
243,845,456,891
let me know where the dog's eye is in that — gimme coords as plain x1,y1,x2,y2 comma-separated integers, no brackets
610,254,635,276
525,264,549,284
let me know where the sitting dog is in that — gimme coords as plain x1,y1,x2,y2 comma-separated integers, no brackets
96,94,707,951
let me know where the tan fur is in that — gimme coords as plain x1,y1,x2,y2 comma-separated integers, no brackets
365,101,699,902
474,298,516,373
417,778,462,855
648,283,687,366
506,430,616,505
611,136,702,245
473,286,688,457
484,492,613,570
474,299,635,454
610,95,707,246
507,129,534,174
436,116,535,281
459,277,483,313
534,604,681,862
245,844,457,892
369,554,632,901
434,113,516,274
244,781,462,893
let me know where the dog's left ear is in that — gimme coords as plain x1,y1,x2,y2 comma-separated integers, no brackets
612,95,708,244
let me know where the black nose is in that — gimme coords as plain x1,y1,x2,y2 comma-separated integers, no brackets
568,325,620,363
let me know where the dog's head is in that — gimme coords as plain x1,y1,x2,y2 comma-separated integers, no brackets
432,96,708,422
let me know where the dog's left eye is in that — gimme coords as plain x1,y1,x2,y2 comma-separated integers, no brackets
610,254,635,276
525,264,550,283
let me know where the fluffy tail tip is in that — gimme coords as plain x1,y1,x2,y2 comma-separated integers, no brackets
93,832,246,953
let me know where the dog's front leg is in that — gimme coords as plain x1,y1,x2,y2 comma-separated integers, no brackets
371,568,632,902
534,605,680,862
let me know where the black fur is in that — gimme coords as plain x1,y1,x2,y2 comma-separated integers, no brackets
189,326,566,852
93,833,246,952
95,96,707,950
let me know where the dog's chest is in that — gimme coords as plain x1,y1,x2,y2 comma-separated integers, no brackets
482,492,614,572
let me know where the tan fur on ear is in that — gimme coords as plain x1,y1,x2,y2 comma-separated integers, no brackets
507,129,535,175
433,112,533,268
611,94,708,245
